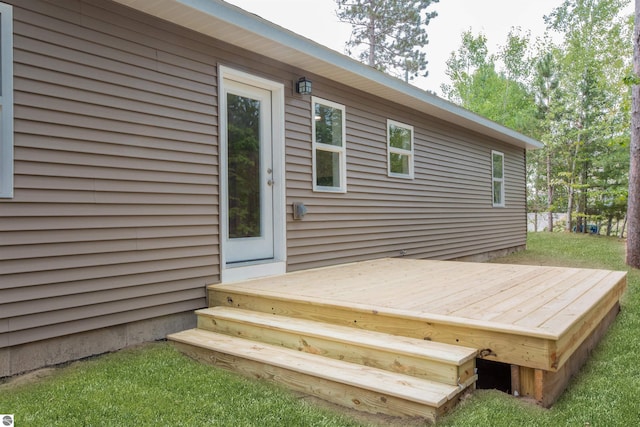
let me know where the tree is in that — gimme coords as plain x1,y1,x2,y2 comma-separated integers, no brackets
546,0,632,233
628,0,640,267
441,31,488,107
444,30,548,230
532,47,562,232
442,30,538,135
443,1,632,236
593,136,629,235
336,0,439,81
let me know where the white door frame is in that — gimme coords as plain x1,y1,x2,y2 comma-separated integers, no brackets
218,65,286,282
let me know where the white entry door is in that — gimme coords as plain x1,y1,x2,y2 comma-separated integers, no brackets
222,80,274,264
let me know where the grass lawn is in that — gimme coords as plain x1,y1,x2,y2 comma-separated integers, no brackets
0,342,364,426
1,233,639,426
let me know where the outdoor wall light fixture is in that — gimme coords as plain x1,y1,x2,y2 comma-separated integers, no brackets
296,77,312,95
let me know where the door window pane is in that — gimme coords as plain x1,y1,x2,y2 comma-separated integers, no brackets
227,93,261,238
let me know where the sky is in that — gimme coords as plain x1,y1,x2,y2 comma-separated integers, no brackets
224,0,575,95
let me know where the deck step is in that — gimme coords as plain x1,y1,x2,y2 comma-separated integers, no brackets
196,306,477,386
168,328,475,421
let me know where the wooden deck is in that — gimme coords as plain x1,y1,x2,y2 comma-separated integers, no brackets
207,258,627,406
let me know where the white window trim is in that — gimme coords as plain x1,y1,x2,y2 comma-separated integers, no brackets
492,150,505,207
0,2,13,199
387,119,414,179
312,96,347,193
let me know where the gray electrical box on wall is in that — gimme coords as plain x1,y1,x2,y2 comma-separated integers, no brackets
292,202,307,220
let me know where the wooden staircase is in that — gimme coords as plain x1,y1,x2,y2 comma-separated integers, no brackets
169,297,478,422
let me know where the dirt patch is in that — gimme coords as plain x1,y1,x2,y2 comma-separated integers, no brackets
0,341,165,390
0,367,58,390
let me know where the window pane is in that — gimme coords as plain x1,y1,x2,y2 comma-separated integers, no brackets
315,103,343,147
492,153,503,178
493,181,503,205
316,149,341,187
227,93,261,238
390,153,409,175
389,124,411,150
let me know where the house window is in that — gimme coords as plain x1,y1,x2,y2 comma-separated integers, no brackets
0,2,13,199
387,120,414,179
312,97,346,192
492,150,505,207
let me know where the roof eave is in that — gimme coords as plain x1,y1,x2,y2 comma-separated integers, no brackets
112,0,544,150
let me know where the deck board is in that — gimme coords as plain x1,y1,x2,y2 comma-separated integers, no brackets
511,270,613,328
490,269,602,325
538,271,626,332
419,266,552,314
452,268,579,320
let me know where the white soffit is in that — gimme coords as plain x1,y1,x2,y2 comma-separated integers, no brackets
112,0,543,150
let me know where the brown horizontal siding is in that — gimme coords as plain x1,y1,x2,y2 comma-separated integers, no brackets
2,267,218,304
14,175,217,196
285,75,526,271
286,231,526,261
4,281,206,320
288,224,519,253
0,0,224,348
3,300,201,347
1,225,217,245
2,246,217,281
9,288,205,331
1,236,217,262
1,258,218,302
287,235,525,271
288,218,525,241
0,215,217,231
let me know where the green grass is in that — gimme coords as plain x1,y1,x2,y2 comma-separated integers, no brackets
1,233,639,426
0,343,363,426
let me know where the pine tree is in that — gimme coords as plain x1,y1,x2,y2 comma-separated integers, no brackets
336,0,439,81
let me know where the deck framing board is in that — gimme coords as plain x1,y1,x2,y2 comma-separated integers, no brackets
196,306,477,385
516,303,621,406
551,274,626,369
170,330,473,421
209,288,556,370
